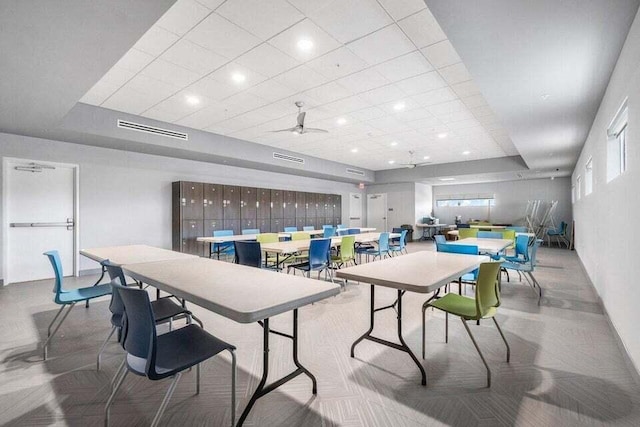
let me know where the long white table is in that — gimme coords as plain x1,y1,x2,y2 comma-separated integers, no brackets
450,237,513,255
336,251,486,385
447,230,535,239
415,223,449,240
81,245,340,426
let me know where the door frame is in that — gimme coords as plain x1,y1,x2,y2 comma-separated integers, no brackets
366,193,388,231
2,157,80,285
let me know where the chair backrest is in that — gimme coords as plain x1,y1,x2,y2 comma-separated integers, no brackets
339,235,356,261
102,260,127,317
475,262,503,318
437,243,479,278
378,232,390,252
303,226,314,231
213,229,234,237
506,226,527,233
284,226,298,232
323,226,335,238
43,250,65,299
513,234,530,260
347,228,360,235
560,221,567,234
309,238,331,268
458,228,478,239
457,223,471,228
241,228,260,235
337,229,348,236
477,231,503,239
291,231,311,241
434,235,446,245
115,284,161,379
256,233,279,243
337,224,346,229
528,239,542,267
397,230,408,249
501,229,516,243
234,241,262,268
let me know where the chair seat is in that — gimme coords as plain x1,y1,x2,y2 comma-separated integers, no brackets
127,324,234,380
429,293,496,320
461,272,476,282
289,261,327,271
503,255,526,263
502,261,532,272
58,283,112,303
331,255,354,263
151,297,190,322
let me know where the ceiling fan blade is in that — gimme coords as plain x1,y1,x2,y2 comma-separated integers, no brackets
271,127,298,133
297,112,306,127
302,127,329,133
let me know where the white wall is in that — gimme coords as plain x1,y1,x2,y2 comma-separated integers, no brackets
0,132,361,278
432,177,572,226
414,183,433,223
365,183,415,231
571,9,640,370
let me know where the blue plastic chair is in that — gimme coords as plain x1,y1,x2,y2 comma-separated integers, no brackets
322,224,333,230
546,221,568,247
234,241,262,268
241,228,260,235
502,239,543,304
434,234,446,245
323,226,336,238
506,226,527,233
104,284,236,427
287,238,333,281
284,226,298,233
347,228,360,235
337,229,349,236
303,226,315,231
42,250,112,360
389,229,408,256
359,232,391,262
477,231,503,239
337,224,346,229
504,234,530,263
97,261,201,370
212,230,235,259
436,243,480,284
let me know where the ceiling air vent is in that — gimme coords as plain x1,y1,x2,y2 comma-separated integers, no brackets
117,119,188,141
346,168,365,176
273,152,305,165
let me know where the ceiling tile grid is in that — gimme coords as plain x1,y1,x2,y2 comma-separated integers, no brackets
80,0,519,171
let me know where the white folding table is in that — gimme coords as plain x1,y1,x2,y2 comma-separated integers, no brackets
336,251,485,385
450,237,513,255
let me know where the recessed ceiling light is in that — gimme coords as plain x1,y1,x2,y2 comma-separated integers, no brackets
390,141,398,146
336,117,347,125
185,95,200,106
462,150,471,155
439,177,455,181
350,148,358,153
393,102,405,111
231,73,246,83
297,38,314,51
423,156,430,160
388,160,395,164
437,132,448,139
541,93,550,100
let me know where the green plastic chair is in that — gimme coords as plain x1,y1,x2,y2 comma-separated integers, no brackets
424,261,509,387
257,233,280,268
332,235,356,267
458,228,478,239
289,232,312,263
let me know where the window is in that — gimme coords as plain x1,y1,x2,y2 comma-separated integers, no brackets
576,175,582,201
585,157,593,196
607,98,628,182
436,197,495,207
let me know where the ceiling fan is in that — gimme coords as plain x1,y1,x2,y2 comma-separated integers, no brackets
272,101,328,135
398,151,432,169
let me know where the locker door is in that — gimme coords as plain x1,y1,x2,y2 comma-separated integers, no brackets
223,219,241,235
181,220,203,256
203,184,223,220
181,182,204,220
325,194,334,220
257,188,271,219
271,218,283,233
242,219,258,231
283,218,296,228
283,190,296,219
296,217,307,230
241,187,257,220
223,185,241,219
295,191,306,222
257,219,270,233
305,193,316,219
271,190,284,219
334,195,342,225
316,194,326,219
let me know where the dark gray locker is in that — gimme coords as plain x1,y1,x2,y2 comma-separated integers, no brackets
296,217,307,230
283,190,296,219
181,220,203,256
305,193,316,219
223,219,241,235
283,218,296,228
257,219,270,232
203,183,223,220
257,188,271,219
223,185,241,220
271,218,283,233
242,219,258,231
180,181,204,220
325,194,334,220
271,190,284,219
241,187,257,220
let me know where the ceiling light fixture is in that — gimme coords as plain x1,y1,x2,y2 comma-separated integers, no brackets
439,177,455,181
437,132,448,139
231,73,246,83
350,148,358,153
462,150,471,155
297,38,314,51
388,160,395,164
185,95,200,106
390,141,398,146
423,156,430,160
393,102,406,111
336,117,347,125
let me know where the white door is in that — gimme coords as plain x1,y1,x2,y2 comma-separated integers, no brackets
5,159,77,284
366,193,387,232
348,193,363,227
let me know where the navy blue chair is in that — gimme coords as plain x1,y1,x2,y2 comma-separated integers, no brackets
287,238,333,281
233,241,262,268
105,284,236,427
337,229,349,236
42,250,112,360
97,260,202,370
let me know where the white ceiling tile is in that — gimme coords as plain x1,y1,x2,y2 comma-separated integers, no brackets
373,51,434,82
397,8,446,48
133,26,180,56
411,87,458,106
438,109,475,123
421,40,461,68
269,19,341,61
149,90,214,119
124,74,181,98
222,92,269,115
470,105,494,118
406,115,443,130
186,76,237,101
395,71,447,94
438,62,472,85
377,0,425,20
336,68,390,94
285,0,329,15
194,0,225,9
162,39,228,74
359,83,407,104
461,94,488,108
156,0,212,36
251,102,294,121
235,43,300,78
208,62,268,90
80,67,136,105
378,98,420,114
322,95,371,114
113,49,155,73
366,116,409,133
306,47,368,79
215,112,271,133
309,0,392,43
142,107,186,123
246,79,297,102
451,80,482,97
347,24,414,65
395,107,434,122
303,81,352,104
176,103,229,129
141,58,202,88
102,87,163,115
427,100,466,116
349,106,386,121
273,64,328,91
217,0,304,39
185,13,261,58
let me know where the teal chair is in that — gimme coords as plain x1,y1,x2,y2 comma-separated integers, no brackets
546,221,568,247
241,228,260,235
506,226,527,233
337,224,346,229
389,229,408,256
212,230,235,259
358,232,390,262
502,239,543,304
284,226,298,232
323,226,336,238
42,250,112,360
477,231,502,239
424,262,509,387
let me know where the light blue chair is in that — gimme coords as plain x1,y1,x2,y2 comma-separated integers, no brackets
502,239,543,304
241,228,260,235
337,229,349,236
389,229,408,256
42,250,112,360
434,234,446,246
284,226,298,233
287,238,333,281
322,224,333,230
506,226,527,233
358,232,391,262
323,226,336,238
212,230,234,259
337,224,346,229
546,221,568,247
505,234,530,263
303,226,315,231
347,228,360,235
477,231,503,239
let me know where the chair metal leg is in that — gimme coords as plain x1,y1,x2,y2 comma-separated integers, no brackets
43,303,76,360
196,363,200,395
492,317,510,362
111,356,127,390
445,312,448,343
47,305,66,337
461,318,491,387
228,349,236,427
97,326,117,370
104,368,128,426
527,272,543,304
151,372,182,427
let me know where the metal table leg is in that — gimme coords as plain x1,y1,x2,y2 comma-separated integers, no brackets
351,285,427,386
86,264,107,308
237,309,317,426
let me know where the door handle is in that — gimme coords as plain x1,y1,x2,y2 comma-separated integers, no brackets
11,220,75,228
